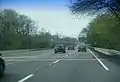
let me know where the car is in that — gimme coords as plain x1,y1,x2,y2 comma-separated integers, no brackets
78,44,87,52
0,53,5,77
68,45,75,50
54,45,66,53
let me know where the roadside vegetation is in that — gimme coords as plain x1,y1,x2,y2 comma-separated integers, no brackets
86,14,120,50
0,9,77,50
70,0,120,50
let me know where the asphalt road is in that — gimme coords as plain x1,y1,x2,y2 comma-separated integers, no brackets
0,49,120,82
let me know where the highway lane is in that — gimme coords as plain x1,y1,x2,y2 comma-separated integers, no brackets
1,50,55,82
0,49,120,82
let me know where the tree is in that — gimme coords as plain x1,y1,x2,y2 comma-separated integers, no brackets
0,9,20,49
86,13,120,49
0,8,78,50
70,0,120,19
0,9,36,49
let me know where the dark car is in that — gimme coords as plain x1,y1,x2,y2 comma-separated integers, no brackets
68,45,75,50
0,53,5,77
54,45,66,53
78,44,87,52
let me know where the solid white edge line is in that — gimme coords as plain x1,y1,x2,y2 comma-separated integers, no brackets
18,74,34,82
88,48,109,71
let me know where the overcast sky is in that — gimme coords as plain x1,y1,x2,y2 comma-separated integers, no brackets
1,0,95,38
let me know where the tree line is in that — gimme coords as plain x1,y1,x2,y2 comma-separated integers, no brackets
78,13,120,50
87,14,120,50
70,0,120,50
0,9,77,50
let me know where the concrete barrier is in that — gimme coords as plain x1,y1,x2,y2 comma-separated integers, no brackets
95,48,120,56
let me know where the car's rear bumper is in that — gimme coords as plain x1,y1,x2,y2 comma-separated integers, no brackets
78,48,86,51
55,49,65,52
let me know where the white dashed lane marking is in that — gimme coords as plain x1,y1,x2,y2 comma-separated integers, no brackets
18,74,34,82
49,59,60,66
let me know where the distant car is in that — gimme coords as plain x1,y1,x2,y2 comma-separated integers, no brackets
68,45,75,50
78,44,87,52
0,53,5,77
54,45,66,53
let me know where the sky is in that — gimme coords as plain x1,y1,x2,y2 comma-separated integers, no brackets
1,0,95,38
